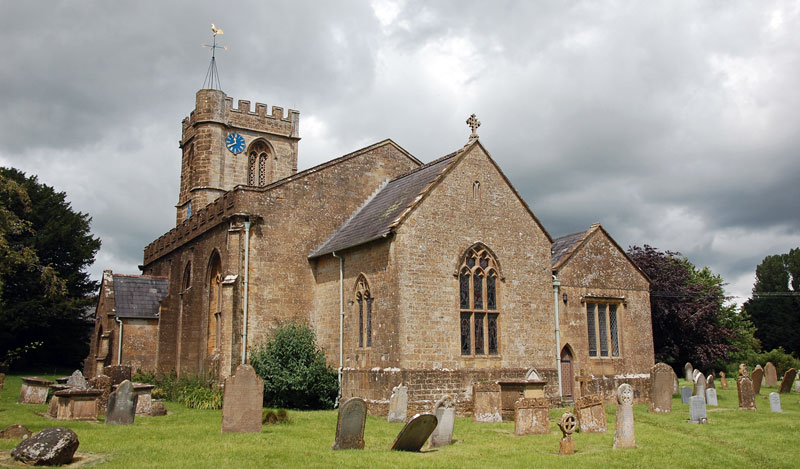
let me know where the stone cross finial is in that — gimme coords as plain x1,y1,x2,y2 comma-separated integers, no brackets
466,114,480,140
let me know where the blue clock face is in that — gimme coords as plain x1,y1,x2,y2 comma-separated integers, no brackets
225,133,245,154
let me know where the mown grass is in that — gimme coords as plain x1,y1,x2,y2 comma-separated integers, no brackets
1,374,799,468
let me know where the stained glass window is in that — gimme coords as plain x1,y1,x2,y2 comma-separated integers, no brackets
366,296,373,348
474,271,483,310
587,303,597,357
248,153,257,185
487,275,496,310
609,304,619,357
466,256,475,269
598,304,609,356
354,276,372,349
461,313,471,355
357,296,364,348
459,245,500,356
488,314,498,355
459,271,470,309
474,313,485,354
479,256,489,269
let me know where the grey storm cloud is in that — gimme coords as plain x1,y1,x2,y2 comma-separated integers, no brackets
1,0,798,304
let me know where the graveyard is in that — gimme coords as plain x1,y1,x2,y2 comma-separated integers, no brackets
1,373,799,468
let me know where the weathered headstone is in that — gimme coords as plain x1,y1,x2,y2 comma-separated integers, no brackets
17,377,53,404
751,366,764,394
573,394,607,433
103,365,132,386
738,363,749,378
0,425,32,440
332,397,367,450
706,373,715,390
693,372,706,403
106,380,138,425
390,413,437,452
472,381,502,423
558,412,577,455
705,388,718,406
688,395,707,423
778,368,796,394
89,374,112,412
0,372,5,390
66,370,88,389
794,378,800,393
692,369,701,382
737,376,756,410
149,401,167,417
388,384,408,423
221,364,264,433
672,371,680,395
11,427,79,466
613,384,635,449
650,362,673,413
514,397,550,435
764,362,778,386
769,392,781,412
680,386,692,404
684,362,693,382
429,395,456,448
720,371,728,389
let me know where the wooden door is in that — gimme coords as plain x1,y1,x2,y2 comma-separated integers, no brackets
561,346,574,398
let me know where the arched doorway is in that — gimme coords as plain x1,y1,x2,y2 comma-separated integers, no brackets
560,345,574,399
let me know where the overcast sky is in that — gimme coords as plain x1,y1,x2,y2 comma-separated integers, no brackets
1,1,798,305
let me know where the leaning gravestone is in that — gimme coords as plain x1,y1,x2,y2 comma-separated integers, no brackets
221,364,264,433
613,384,635,449
66,370,88,389
764,362,778,386
650,362,673,413
751,366,764,394
693,372,706,403
472,381,502,423
681,386,692,404
388,384,408,423
11,427,79,466
106,380,138,425
684,362,693,382
573,394,607,433
737,376,757,410
429,395,456,448
705,388,718,406
332,397,367,450
390,413,438,452
720,371,728,389
514,397,550,435
706,373,715,390
769,392,781,412
688,395,707,423
778,368,796,394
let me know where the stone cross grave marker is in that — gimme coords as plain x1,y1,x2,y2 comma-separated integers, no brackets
514,397,550,436
737,376,757,410
390,413,438,452
613,384,635,449
558,412,577,455
705,388,718,406
332,397,367,450
706,373,715,389
689,395,707,423
693,372,706,403
778,368,796,394
221,364,264,433
388,384,408,423
574,394,607,433
106,380,138,425
473,381,502,423
680,386,692,404
429,395,456,448
764,362,778,386
650,362,673,413
66,370,88,389
684,362,693,382
751,366,764,394
720,371,728,389
769,392,781,412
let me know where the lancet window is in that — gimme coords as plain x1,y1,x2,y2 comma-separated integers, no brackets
459,245,499,356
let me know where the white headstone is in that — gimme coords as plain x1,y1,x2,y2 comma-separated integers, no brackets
429,395,456,448
681,386,692,404
769,392,782,413
705,388,718,407
689,395,707,423
693,372,706,403
388,384,408,423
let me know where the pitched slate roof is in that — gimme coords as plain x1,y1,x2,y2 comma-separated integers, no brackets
309,150,460,258
551,229,590,268
113,275,168,319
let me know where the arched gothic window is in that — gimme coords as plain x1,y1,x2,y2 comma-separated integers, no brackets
182,262,192,291
206,253,222,356
459,245,499,355
355,275,372,348
248,141,272,187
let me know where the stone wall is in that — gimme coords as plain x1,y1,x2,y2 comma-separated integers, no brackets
119,318,159,373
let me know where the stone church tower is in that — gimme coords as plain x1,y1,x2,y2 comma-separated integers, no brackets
176,89,300,224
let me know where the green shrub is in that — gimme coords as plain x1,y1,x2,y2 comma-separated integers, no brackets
130,369,221,409
262,409,290,425
182,385,223,410
755,348,800,377
250,321,338,409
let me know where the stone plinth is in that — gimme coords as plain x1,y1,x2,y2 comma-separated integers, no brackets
472,382,502,423
53,388,101,421
497,379,547,421
18,377,54,404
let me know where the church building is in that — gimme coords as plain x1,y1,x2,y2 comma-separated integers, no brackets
86,88,654,412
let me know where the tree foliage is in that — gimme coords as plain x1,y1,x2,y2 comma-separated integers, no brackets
0,167,101,369
250,322,338,410
743,248,800,356
627,245,736,369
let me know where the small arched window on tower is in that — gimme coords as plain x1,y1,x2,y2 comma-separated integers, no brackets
355,275,372,348
248,141,272,186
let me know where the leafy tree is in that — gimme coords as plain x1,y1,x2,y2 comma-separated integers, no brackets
250,321,338,409
0,167,101,369
627,245,735,369
743,249,800,356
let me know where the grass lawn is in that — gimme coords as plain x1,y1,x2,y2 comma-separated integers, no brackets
1,374,799,468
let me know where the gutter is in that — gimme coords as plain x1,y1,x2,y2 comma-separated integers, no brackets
114,315,123,365
332,251,344,406
241,218,251,364
553,275,562,399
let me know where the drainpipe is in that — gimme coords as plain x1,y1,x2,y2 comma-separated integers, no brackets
241,218,251,364
114,316,123,365
332,251,344,406
553,276,562,399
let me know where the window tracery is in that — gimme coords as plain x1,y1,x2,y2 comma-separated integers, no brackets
355,275,372,348
458,245,499,356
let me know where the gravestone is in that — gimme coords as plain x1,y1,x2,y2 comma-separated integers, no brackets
573,394,607,433
514,397,550,435
53,388,101,420
390,413,437,452
388,384,408,423
18,377,53,404
429,395,456,448
688,395,707,423
103,365,132,386
706,373,715,390
106,380,138,425
672,371,680,395
613,384,635,449
650,362,673,413
558,412,577,455
66,370,88,389
684,362,693,382
693,372,706,403
10,427,79,466
737,376,756,410
0,425,32,440
764,362,778,386
794,379,800,393
738,363,749,378
751,366,764,394
89,374,112,412
769,392,781,412
778,368,796,394
720,371,728,389
221,364,264,433
705,388,718,406
149,402,167,416
472,381,502,423
0,373,4,390
332,397,367,450
692,369,701,382
681,386,692,404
